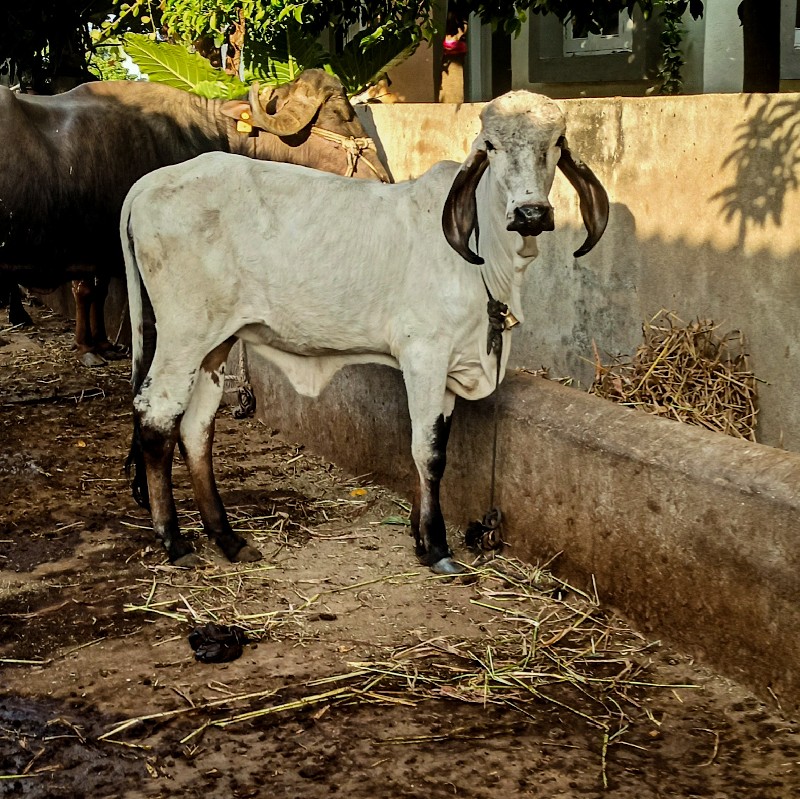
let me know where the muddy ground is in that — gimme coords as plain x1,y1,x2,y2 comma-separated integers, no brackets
1,304,799,799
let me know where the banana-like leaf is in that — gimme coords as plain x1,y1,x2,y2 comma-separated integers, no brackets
245,23,328,87
328,31,418,96
122,34,248,99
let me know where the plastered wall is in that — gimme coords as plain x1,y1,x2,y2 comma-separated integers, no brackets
361,93,800,452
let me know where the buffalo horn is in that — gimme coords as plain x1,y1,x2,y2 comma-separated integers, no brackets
247,81,322,137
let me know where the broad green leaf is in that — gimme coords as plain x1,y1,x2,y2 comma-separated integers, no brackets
122,33,247,98
328,30,418,96
192,79,243,99
245,22,328,87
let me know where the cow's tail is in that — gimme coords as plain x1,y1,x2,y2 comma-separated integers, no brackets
122,197,156,509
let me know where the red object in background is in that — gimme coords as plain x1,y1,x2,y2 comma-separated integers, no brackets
444,35,467,56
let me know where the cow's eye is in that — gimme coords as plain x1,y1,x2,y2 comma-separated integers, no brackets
485,140,495,151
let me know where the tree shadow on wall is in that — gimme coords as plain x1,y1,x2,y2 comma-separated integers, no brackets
711,95,800,248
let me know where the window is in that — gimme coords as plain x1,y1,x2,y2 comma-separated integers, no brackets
795,0,800,48
529,8,660,85
564,12,634,56
781,0,800,79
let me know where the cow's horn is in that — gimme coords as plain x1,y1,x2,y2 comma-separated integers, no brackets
248,81,322,137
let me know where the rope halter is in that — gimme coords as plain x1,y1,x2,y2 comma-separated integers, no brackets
310,126,387,181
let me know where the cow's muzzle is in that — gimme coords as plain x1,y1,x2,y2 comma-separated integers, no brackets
507,204,555,236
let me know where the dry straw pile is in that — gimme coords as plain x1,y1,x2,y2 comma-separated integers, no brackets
590,311,760,440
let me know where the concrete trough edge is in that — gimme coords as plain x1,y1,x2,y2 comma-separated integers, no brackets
244,351,800,711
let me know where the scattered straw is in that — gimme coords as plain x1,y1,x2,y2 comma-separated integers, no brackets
108,554,694,787
123,502,417,644
590,311,760,440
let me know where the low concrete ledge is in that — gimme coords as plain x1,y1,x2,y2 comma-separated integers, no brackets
246,352,800,709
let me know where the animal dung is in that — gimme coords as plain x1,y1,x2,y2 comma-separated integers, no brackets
188,623,248,663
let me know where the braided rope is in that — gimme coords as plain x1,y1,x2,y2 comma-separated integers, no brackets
310,126,385,180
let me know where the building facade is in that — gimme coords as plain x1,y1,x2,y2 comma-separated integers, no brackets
463,0,800,100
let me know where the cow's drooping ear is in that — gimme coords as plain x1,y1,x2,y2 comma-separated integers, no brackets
556,136,609,258
442,147,490,265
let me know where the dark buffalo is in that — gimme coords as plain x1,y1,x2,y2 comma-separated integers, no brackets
0,279,31,327
0,69,390,364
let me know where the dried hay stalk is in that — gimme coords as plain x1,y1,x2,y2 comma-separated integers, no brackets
123,502,419,645
590,311,760,441
107,555,695,789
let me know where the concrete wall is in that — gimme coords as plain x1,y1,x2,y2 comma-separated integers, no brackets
700,0,745,92
239,93,800,706
361,93,800,452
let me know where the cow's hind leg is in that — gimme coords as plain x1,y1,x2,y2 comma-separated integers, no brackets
179,340,261,563
3,283,33,327
137,412,200,566
135,352,202,565
72,280,109,367
90,275,127,360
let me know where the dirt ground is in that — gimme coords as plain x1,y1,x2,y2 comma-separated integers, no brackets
1,304,799,799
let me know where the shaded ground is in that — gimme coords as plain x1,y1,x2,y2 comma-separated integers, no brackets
1,305,799,798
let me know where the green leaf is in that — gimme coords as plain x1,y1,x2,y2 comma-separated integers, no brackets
328,30,418,96
122,34,247,98
192,79,242,99
381,515,410,527
245,22,328,87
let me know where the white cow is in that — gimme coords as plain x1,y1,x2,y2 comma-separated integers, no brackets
123,90,608,574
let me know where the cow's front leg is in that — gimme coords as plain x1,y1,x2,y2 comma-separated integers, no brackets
402,356,463,574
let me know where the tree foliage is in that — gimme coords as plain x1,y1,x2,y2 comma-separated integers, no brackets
100,2,431,96
0,1,116,91
102,2,708,45
1,1,750,97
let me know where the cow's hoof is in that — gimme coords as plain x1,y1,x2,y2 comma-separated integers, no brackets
99,344,129,361
79,351,107,368
430,557,467,576
172,552,202,568
9,311,33,327
234,545,262,563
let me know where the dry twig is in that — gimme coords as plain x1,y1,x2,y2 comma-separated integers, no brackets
590,311,760,440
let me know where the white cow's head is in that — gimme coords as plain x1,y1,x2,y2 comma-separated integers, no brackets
442,91,609,265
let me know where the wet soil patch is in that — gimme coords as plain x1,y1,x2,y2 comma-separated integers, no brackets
0,568,146,662
0,527,84,573
0,695,148,798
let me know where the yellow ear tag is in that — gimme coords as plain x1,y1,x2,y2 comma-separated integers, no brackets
237,119,253,133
